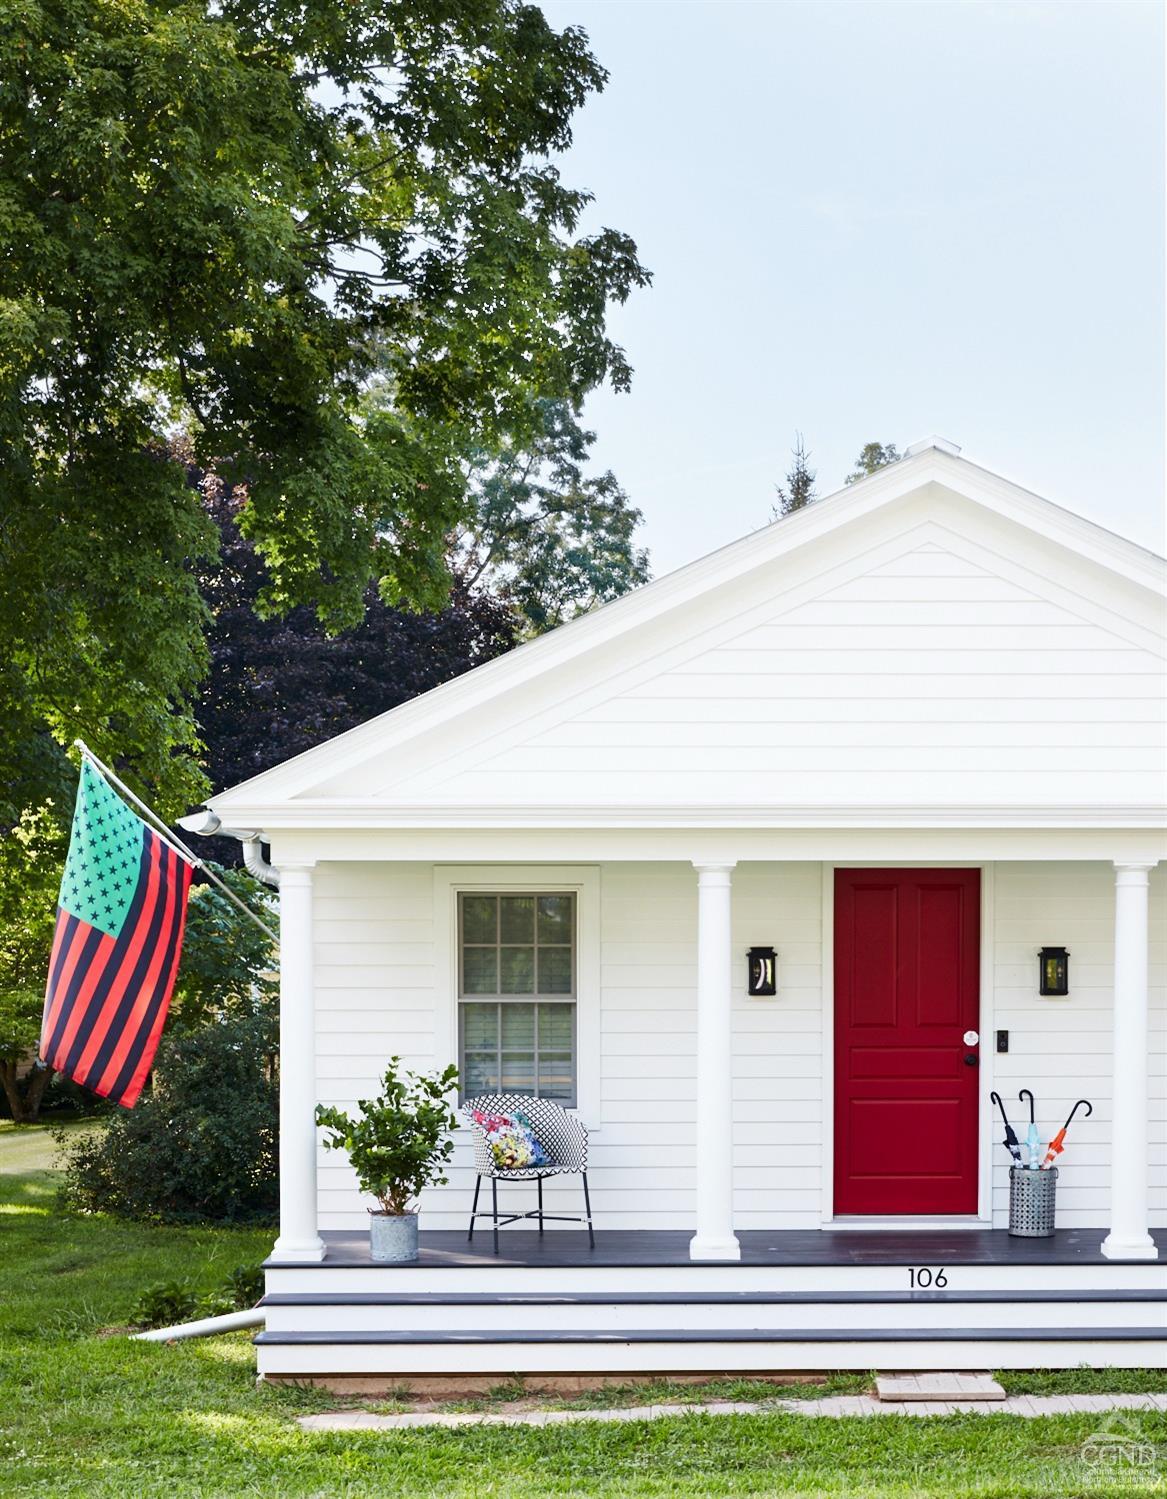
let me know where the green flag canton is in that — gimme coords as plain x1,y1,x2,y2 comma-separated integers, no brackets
58,760,146,938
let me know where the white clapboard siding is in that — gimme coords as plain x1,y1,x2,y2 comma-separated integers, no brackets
990,861,1167,1228
372,514,1164,810
311,858,1166,1232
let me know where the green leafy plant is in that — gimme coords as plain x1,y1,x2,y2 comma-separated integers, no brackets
316,1060,459,1216
130,1282,201,1330
129,1263,264,1329
227,1264,265,1310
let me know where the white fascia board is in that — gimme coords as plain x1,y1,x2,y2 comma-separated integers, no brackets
210,800,1167,831
206,449,1166,816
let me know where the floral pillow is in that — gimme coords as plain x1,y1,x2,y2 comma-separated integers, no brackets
472,1109,551,1170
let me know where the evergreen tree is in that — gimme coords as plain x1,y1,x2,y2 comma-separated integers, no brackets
773,434,818,518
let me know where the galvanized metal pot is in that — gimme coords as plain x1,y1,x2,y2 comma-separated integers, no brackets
369,1211,419,1263
1008,1165,1057,1237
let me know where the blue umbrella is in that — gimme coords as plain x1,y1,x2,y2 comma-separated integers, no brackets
990,1091,1023,1165
1018,1089,1041,1169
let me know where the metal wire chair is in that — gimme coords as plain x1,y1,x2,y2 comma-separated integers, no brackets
464,1093,595,1254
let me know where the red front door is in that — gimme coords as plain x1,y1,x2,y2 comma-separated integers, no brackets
833,868,980,1216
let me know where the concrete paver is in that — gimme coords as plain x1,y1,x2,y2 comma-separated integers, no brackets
297,1390,1167,1433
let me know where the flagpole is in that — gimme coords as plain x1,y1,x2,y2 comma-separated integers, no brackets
72,741,279,945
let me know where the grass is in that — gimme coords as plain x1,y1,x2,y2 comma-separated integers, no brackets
437,1373,873,1414
1,1121,1164,1497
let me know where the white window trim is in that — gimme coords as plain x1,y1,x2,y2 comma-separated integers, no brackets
433,864,601,1131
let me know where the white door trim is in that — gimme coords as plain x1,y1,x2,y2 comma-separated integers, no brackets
819,861,995,1227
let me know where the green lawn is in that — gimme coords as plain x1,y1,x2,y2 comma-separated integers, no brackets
1,1122,1163,1498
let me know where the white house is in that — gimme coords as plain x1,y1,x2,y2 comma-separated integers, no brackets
197,438,1167,1383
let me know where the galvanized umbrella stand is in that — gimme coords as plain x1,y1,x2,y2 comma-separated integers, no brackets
1008,1163,1058,1237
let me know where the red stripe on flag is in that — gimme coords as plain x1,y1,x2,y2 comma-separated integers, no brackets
45,915,70,994
90,846,179,1099
72,838,165,1090
45,932,117,1073
117,856,193,1108
41,918,88,1051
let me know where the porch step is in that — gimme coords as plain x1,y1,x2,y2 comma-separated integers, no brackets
260,1288,1165,1334
261,1288,1167,1304
254,1325,1167,1377
256,1326,1167,1343
264,1261,1167,1296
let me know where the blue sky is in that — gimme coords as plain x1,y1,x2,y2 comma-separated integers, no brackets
540,0,1165,576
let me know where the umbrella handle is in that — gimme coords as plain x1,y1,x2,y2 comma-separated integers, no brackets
1018,1088,1035,1124
990,1091,1011,1128
1063,1099,1092,1130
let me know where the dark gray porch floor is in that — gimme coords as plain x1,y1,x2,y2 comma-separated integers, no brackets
268,1227,1167,1270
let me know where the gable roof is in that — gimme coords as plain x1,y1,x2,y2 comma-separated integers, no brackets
205,442,1166,828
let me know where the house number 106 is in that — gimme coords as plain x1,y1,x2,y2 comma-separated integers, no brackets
908,1267,948,1288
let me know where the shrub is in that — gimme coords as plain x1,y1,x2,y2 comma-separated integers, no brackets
227,1263,264,1308
130,1282,201,1329
57,1010,277,1224
129,1279,241,1329
316,1059,459,1215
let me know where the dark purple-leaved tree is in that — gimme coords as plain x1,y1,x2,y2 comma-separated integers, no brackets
195,467,520,828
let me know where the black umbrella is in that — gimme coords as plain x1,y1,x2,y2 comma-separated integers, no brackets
990,1091,1023,1165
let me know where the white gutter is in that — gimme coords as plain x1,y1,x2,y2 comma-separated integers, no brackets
177,809,280,888
131,1308,265,1342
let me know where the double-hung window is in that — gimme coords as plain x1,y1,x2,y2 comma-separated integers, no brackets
458,892,576,1105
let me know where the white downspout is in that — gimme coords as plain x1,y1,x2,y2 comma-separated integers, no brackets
242,835,279,888
131,1308,265,1342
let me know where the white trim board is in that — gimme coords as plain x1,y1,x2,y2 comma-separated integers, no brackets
828,1217,987,1232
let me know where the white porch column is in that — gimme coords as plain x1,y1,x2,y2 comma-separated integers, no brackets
270,863,326,1262
690,861,740,1261
1101,862,1158,1261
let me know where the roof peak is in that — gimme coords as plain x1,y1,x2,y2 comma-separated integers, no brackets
904,435,962,457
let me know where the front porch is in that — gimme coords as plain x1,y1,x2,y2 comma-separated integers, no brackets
271,1224,1167,1272
258,1226,1167,1381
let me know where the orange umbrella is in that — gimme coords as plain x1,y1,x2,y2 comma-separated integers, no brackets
1041,1099,1092,1169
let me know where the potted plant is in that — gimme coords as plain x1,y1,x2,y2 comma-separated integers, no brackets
316,1058,459,1263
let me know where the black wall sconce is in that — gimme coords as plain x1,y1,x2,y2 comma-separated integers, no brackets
1039,946,1069,996
747,946,777,997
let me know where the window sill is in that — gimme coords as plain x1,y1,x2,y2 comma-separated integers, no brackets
451,1116,601,1139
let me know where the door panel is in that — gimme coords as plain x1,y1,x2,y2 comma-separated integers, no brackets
833,868,980,1215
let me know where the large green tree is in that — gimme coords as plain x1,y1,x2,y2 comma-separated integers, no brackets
0,0,649,822
454,398,650,632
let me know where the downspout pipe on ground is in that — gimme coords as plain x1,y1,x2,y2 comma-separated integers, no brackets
131,1308,266,1342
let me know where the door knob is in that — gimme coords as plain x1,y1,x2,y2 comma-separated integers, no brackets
963,1052,979,1067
